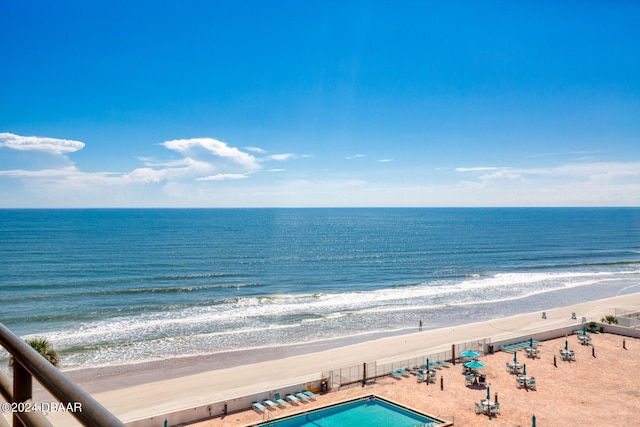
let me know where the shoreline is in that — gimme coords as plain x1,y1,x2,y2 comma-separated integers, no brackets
56,288,637,396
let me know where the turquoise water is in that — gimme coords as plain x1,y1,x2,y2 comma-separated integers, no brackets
1,208,640,368
261,397,442,427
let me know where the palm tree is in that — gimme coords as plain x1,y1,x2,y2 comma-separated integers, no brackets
9,337,60,368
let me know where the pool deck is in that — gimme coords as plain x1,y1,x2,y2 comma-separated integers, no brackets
182,332,638,426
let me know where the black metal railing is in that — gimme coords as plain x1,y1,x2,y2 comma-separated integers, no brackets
0,323,124,426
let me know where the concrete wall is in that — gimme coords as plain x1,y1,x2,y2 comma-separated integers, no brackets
616,311,640,328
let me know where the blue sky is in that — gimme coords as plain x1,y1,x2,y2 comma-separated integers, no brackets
1,1,639,207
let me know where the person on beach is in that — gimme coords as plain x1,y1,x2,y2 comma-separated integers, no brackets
419,320,423,331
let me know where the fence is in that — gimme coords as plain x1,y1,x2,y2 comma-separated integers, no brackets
322,337,491,389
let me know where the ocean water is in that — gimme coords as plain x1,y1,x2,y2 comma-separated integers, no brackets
1,208,639,369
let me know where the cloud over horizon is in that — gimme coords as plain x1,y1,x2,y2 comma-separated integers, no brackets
0,132,85,155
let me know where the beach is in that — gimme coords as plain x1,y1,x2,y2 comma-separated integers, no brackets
32,292,640,426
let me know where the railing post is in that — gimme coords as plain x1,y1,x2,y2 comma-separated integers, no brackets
13,362,32,427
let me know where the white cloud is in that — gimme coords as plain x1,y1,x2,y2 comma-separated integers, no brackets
455,166,510,172
269,153,296,161
346,154,366,160
197,173,248,181
0,132,85,155
162,138,259,170
245,146,266,153
377,159,393,163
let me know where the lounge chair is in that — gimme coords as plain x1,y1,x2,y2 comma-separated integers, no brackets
389,370,402,379
475,402,484,414
490,403,500,415
252,402,266,413
296,392,311,402
285,394,300,405
417,370,426,382
273,393,287,407
398,368,411,377
302,390,317,400
263,399,277,410
516,378,525,388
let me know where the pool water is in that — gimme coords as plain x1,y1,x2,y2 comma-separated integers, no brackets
260,396,443,427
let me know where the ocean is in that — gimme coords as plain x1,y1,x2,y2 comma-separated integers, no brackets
1,208,639,370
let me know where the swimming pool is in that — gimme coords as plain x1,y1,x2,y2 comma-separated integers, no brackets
257,396,447,427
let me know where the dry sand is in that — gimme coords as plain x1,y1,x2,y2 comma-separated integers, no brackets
34,292,640,425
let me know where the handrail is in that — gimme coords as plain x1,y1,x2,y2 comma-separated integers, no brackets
0,323,124,426
0,369,52,427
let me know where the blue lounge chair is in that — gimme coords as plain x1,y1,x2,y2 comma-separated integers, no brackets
252,402,266,413
389,370,402,379
286,394,301,405
302,390,317,400
475,402,484,414
273,393,287,407
296,392,310,402
263,399,277,410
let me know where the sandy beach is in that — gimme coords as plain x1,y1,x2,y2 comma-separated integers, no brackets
28,292,640,425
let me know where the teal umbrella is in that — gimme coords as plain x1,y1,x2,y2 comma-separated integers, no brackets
529,337,534,347
513,351,518,363
465,360,485,369
461,350,479,358
565,339,569,350
426,358,430,370
522,364,526,376
486,385,491,401
532,414,536,427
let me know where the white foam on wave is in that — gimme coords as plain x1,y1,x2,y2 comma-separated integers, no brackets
38,266,640,369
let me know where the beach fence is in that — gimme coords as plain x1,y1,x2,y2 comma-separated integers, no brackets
323,338,491,389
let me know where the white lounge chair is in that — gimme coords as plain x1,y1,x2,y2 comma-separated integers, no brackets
252,402,266,413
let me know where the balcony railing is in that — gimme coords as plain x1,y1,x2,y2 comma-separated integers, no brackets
0,323,124,426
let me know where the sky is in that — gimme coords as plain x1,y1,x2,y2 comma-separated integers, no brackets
1,1,639,208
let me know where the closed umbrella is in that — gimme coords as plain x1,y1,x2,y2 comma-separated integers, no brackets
522,364,527,376
486,385,491,401
426,358,429,370
532,415,536,427
513,351,518,364
565,339,569,350
529,337,534,347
